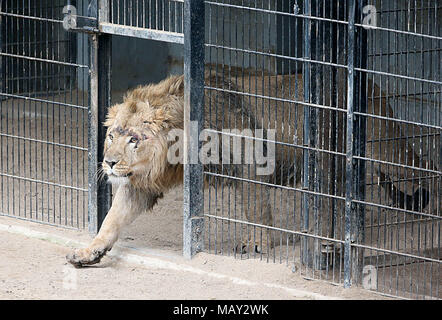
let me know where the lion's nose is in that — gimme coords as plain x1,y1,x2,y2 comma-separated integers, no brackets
105,160,117,168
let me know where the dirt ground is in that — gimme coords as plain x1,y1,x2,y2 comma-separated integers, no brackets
0,215,389,300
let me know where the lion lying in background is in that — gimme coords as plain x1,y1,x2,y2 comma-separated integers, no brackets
67,73,430,267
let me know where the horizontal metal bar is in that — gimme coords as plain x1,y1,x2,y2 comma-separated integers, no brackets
0,172,87,192
352,242,441,264
99,22,184,44
0,92,88,110
205,86,347,114
204,128,346,158
204,214,346,244
0,11,98,25
367,133,441,144
205,43,349,70
206,0,442,41
353,199,442,220
355,23,442,41
5,39,70,46
354,111,442,131
0,12,63,23
365,217,436,229
366,174,440,186
0,52,88,68
369,48,442,57
203,171,346,202
356,67,442,86
0,212,84,230
354,155,441,175
204,1,350,26
205,214,440,264
0,133,87,151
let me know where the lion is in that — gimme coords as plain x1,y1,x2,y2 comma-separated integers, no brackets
66,72,431,267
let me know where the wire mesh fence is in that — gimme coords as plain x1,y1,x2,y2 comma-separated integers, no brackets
202,0,440,299
98,0,184,43
108,0,184,33
0,0,90,229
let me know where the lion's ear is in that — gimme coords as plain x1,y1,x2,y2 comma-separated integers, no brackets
168,75,184,96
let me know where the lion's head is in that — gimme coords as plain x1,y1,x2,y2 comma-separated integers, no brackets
102,75,185,193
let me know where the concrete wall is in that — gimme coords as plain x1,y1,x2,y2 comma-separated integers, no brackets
111,36,182,92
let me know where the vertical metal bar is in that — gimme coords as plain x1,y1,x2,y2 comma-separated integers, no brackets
301,0,311,268
344,0,356,289
88,1,112,234
344,0,367,288
183,0,205,259
88,33,99,234
0,0,3,218
96,33,112,231
352,0,368,287
310,0,322,271
99,0,109,23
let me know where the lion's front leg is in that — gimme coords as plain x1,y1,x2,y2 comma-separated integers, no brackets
66,210,123,268
67,184,153,267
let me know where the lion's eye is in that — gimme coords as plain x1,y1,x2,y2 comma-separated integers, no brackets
108,134,113,141
129,136,138,144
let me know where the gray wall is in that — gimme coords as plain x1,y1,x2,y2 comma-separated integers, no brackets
111,36,182,92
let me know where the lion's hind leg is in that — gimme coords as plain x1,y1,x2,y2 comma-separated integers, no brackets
234,181,274,255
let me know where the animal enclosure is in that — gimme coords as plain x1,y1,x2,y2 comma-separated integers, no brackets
0,0,440,300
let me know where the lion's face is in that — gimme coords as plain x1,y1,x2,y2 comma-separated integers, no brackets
102,125,158,184
102,75,185,191
102,123,168,186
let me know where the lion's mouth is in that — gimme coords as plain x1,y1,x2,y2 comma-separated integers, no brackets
107,172,133,178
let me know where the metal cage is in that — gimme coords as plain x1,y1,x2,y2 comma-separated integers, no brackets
0,0,89,229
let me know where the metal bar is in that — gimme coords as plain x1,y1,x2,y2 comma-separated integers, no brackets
96,33,112,231
205,213,442,266
204,128,346,157
86,1,112,234
205,85,351,114
0,132,87,151
203,2,441,40
204,171,346,202
205,214,346,244
204,43,349,70
204,43,442,86
99,22,184,44
354,23,442,41
344,0,356,289
0,212,86,230
353,199,441,220
351,0,368,286
204,1,350,26
183,0,204,259
0,52,88,68
0,11,64,24
301,0,312,268
0,172,87,192
0,92,88,109
98,0,109,23
87,33,99,234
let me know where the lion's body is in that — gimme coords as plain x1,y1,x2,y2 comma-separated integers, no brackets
67,73,429,267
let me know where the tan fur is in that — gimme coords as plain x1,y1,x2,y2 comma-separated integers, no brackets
67,72,431,267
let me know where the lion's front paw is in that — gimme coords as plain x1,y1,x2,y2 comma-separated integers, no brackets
66,247,108,268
